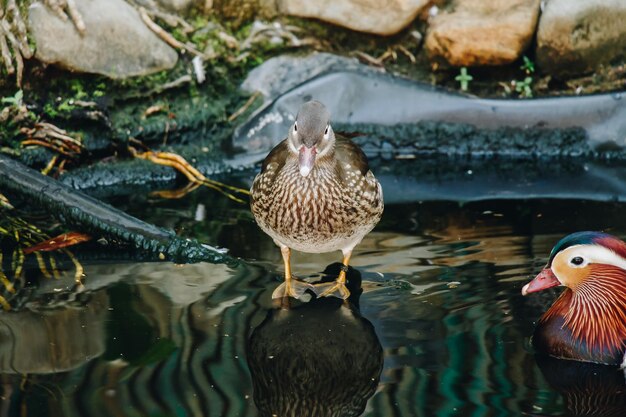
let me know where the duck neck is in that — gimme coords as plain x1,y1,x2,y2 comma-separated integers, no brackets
541,266,626,355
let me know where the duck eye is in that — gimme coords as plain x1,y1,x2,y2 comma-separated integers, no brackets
294,122,298,132
570,256,584,266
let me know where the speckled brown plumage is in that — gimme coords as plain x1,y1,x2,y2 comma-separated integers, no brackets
250,101,383,299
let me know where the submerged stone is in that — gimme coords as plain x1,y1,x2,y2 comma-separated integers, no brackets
536,0,626,76
29,0,178,78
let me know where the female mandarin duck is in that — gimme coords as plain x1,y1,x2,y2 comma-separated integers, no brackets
250,100,383,300
522,231,626,366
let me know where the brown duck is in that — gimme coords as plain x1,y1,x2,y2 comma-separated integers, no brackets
250,101,383,300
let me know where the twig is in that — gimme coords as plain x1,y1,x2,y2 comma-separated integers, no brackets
397,45,416,64
66,0,86,34
152,9,194,33
354,51,384,67
0,25,14,75
44,0,69,22
228,91,261,122
130,148,250,203
127,0,195,33
147,74,192,95
7,0,32,58
0,192,13,210
138,7,206,58
0,19,24,85
41,154,59,176
73,100,98,108
21,139,75,157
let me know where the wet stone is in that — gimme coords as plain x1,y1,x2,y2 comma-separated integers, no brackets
28,0,178,78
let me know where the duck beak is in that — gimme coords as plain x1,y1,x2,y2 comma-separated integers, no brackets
521,268,560,296
298,145,316,177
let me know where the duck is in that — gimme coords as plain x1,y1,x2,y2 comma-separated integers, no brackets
250,100,383,300
522,231,626,365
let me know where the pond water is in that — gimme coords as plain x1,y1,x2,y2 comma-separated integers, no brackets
1,162,626,417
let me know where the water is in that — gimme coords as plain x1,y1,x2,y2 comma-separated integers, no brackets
1,173,626,416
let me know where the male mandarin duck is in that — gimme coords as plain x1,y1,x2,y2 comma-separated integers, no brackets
250,100,383,300
522,231,626,365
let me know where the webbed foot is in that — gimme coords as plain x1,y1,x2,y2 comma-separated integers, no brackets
313,280,350,300
272,277,315,300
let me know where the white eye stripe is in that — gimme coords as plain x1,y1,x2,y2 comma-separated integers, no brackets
559,245,626,270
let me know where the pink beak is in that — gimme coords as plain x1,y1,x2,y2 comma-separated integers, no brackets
521,268,561,296
298,146,316,177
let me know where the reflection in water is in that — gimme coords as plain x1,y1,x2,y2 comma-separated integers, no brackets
535,355,626,417
2,198,626,416
0,291,108,374
248,265,383,417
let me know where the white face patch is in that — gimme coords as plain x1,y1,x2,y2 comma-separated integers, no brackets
288,123,300,154
316,125,334,159
552,244,626,283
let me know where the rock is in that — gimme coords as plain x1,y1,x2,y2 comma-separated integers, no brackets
241,52,378,100
425,0,540,66
29,0,178,78
536,0,626,77
155,0,195,12
277,0,431,36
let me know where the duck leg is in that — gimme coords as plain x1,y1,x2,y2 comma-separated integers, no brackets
314,250,352,299
272,245,314,300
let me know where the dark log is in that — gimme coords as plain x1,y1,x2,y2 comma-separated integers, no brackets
0,154,236,265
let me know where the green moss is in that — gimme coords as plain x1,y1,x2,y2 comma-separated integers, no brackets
57,99,76,113
42,102,58,118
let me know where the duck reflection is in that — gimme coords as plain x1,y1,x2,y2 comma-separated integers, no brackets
247,263,383,417
535,355,626,417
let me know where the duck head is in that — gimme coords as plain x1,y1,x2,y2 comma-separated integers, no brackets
522,231,626,365
287,100,335,177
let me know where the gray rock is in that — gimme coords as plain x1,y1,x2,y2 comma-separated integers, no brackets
277,0,431,35
241,52,380,100
29,0,178,78
536,0,626,76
